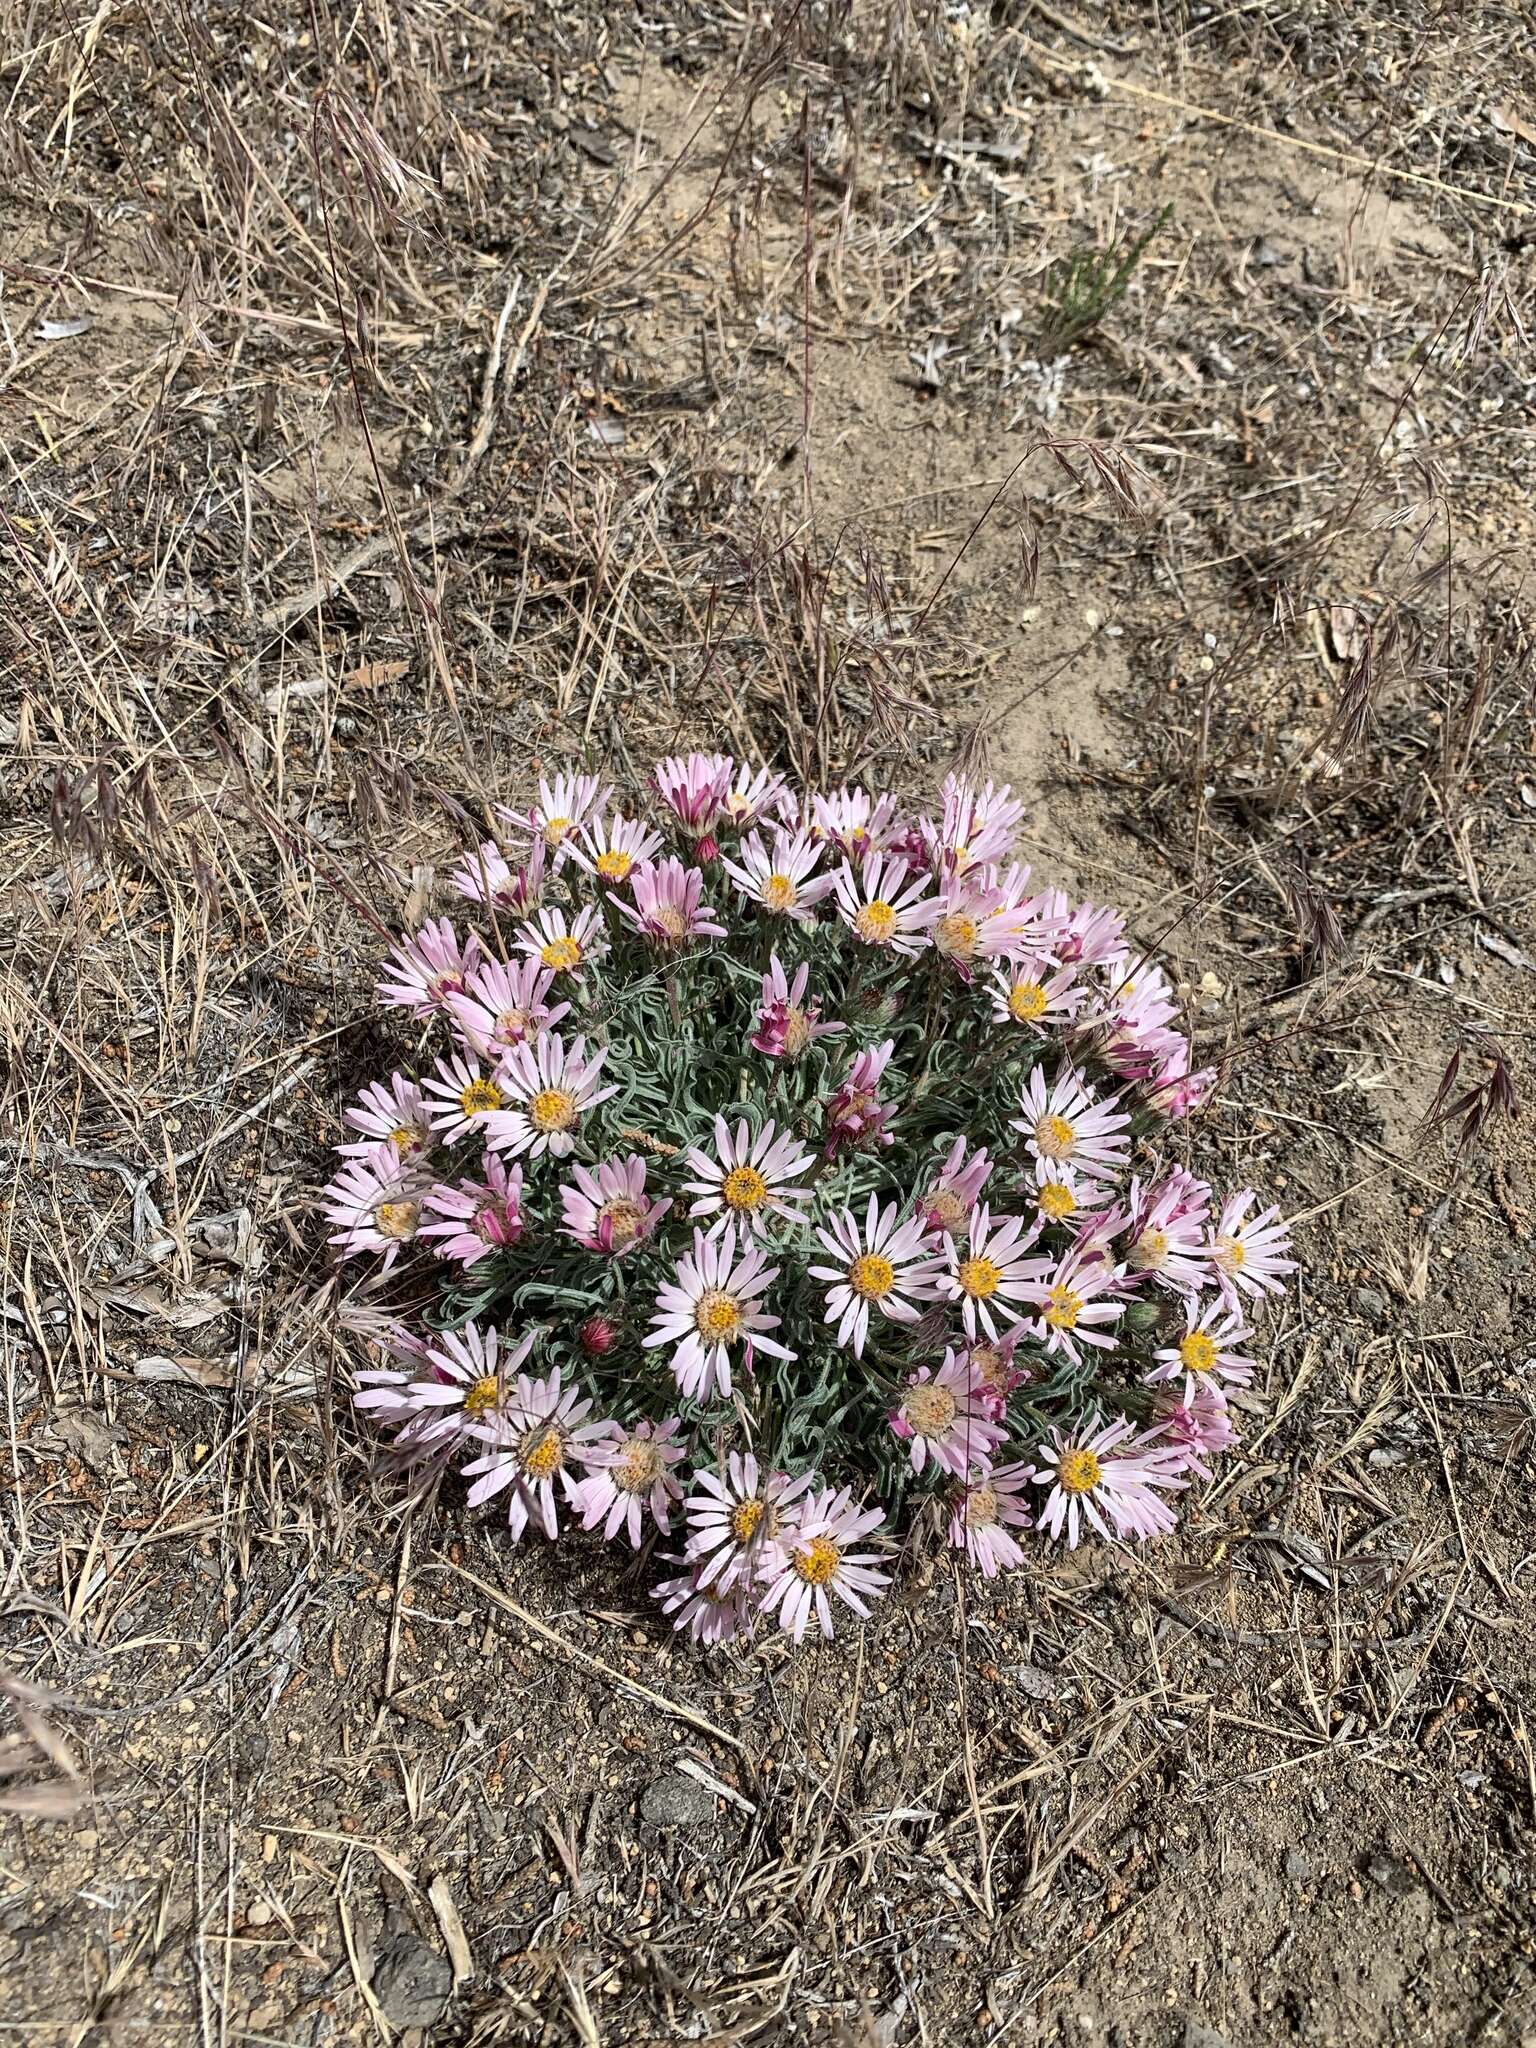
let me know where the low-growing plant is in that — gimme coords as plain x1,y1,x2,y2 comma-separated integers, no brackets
1037,203,1173,355
323,758,1295,1645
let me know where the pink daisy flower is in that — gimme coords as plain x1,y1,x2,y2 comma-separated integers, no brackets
723,762,791,831
1018,1243,1127,1365
757,1486,891,1642
889,1349,1005,1478
451,836,545,915
461,1367,609,1540
1208,1191,1297,1307
644,1224,793,1402
948,1462,1035,1577
515,903,608,977
485,1032,617,1161
653,1560,755,1645
751,953,844,1060
568,809,664,888
824,1039,898,1155
684,1453,815,1591
1149,1297,1255,1402
1123,1170,1210,1296
1068,1188,1135,1265
681,1115,816,1237
419,1154,525,1266
809,786,901,858
1032,1416,1186,1548
322,1141,427,1271
940,1203,1049,1342
422,1050,511,1143
1013,1064,1133,1187
965,1329,1030,1420
920,774,1025,874
357,1322,533,1451
832,851,937,955
448,956,569,1060
809,1195,945,1358
376,918,483,1017
1038,890,1129,968
340,1073,433,1161
654,752,733,838
1148,1045,1217,1119
720,827,835,922
919,1136,994,1238
559,1154,670,1255
617,857,727,947
504,771,608,864
1152,1382,1240,1478
572,1417,687,1546
988,958,1085,1031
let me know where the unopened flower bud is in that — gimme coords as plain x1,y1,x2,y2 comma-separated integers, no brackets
579,1313,618,1357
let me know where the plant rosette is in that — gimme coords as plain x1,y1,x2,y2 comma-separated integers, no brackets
325,759,1296,1646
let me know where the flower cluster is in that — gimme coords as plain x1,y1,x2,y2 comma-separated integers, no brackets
325,760,1296,1645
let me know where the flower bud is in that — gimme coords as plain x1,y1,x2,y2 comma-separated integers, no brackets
694,833,719,865
578,1313,619,1357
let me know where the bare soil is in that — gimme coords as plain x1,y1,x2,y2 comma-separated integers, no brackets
2,4,1535,2044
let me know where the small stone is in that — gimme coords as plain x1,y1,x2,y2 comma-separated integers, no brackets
371,1932,452,2029
1284,1849,1310,1882
1183,2021,1232,2048
640,1773,715,1828
1354,1286,1388,1322
1365,1853,1418,1897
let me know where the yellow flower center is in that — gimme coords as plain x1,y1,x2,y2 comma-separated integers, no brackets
459,1078,503,1116
462,1375,501,1419
935,911,977,959
388,1123,423,1153
952,841,970,867
782,1005,811,1056
965,1482,999,1529
374,1199,419,1239
522,1428,563,1480
1008,981,1048,1023
854,899,897,943
1044,1284,1083,1330
793,1535,840,1586
1038,1181,1077,1222
956,1255,1001,1300
1179,1331,1218,1374
730,1498,765,1542
651,903,689,941
1131,1226,1169,1271
1057,1447,1102,1495
927,1185,968,1233
541,936,582,971
542,814,572,848
1034,1112,1076,1161
761,872,798,912
722,1164,770,1213
598,1197,646,1247
848,1252,896,1301
1214,1234,1246,1274
530,1086,577,1134
614,1439,663,1492
694,1289,742,1343
903,1383,958,1437
595,848,631,881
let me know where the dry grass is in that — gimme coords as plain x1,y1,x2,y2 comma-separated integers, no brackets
2,1,1535,2042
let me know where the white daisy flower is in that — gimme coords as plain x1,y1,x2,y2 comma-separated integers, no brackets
1012,1064,1133,1186
643,1225,794,1402
940,1203,1050,1342
719,827,835,922
831,852,938,956
681,1115,817,1236
485,1033,617,1160
809,1195,945,1358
